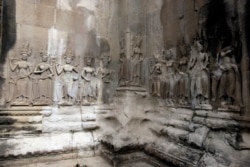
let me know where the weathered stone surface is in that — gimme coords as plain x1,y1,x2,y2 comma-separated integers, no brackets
1,0,250,166
0,132,95,158
16,0,55,28
188,126,209,148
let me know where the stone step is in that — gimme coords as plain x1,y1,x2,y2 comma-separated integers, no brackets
43,121,82,132
44,114,97,123
0,115,42,124
145,142,203,167
0,132,95,158
166,119,190,131
169,108,194,122
172,113,193,122
43,121,99,132
0,124,42,136
82,122,99,131
0,107,51,116
161,126,189,141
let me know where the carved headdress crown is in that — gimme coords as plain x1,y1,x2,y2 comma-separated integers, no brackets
64,49,75,60
132,35,143,47
40,44,49,57
20,41,32,56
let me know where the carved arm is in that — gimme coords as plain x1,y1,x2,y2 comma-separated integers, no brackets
9,58,18,72
55,64,63,75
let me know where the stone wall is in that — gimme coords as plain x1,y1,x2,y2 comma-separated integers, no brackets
0,0,250,167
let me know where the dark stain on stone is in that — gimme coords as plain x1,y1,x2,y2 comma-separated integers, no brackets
0,0,16,101
245,0,250,62
206,0,231,55
1,0,16,63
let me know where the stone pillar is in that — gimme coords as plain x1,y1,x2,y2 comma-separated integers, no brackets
238,0,250,115
125,26,130,59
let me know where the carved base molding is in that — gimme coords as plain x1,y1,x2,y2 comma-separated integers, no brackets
0,150,101,167
99,103,250,167
0,106,51,116
0,107,50,137
100,142,203,167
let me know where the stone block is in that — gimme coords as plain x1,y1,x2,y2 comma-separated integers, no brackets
16,0,55,28
55,9,89,34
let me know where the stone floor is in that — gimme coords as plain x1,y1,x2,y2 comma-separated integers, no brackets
0,153,112,167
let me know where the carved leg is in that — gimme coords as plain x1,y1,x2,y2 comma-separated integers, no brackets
156,81,161,97
211,77,218,102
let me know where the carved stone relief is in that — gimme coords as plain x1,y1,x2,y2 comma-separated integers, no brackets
32,45,54,105
99,51,114,104
1,1,250,167
79,56,98,105
162,49,179,106
118,37,129,87
118,35,145,90
7,42,32,106
55,50,79,106
149,53,164,98
211,45,242,111
176,42,189,107
188,40,212,110
130,35,143,87
5,41,113,107
145,36,244,112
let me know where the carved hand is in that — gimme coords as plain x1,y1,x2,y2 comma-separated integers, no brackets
179,72,184,75
48,74,54,79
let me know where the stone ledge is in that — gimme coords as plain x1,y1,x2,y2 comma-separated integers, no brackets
0,132,96,159
0,152,108,167
100,142,203,167
0,106,51,116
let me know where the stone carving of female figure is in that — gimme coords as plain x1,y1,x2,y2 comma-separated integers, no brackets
8,42,32,105
150,53,164,98
218,46,242,110
56,52,78,105
33,46,54,105
188,41,212,110
81,56,98,104
176,41,190,106
118,37,128,86
98,52,114,104
177,52,189,106
163,50,179,106
130,36,143,86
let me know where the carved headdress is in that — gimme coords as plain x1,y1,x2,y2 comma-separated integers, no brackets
83,51,94,67
132,35,143,47
20,41,32,56
64,49,75,60
40,44,49,57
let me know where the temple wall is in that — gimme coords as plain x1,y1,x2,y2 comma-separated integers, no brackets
0,0,250,166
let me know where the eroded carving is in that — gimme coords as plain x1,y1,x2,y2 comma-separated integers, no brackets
176,43,190,107
118,37,129,87
80,56,98,105
149,53,164,98
8,42,32,106
212,46,242,111
33,45,54,105
188,40,212,110
162,50,178,106
99,51,114,104
130,35,143,86
56,51,78,105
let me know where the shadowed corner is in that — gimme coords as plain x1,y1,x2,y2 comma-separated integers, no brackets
0,0,16,105
1,0,16,63
0,142,15,161
245,1,250,68
0,116,16,166
0,0,17,162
